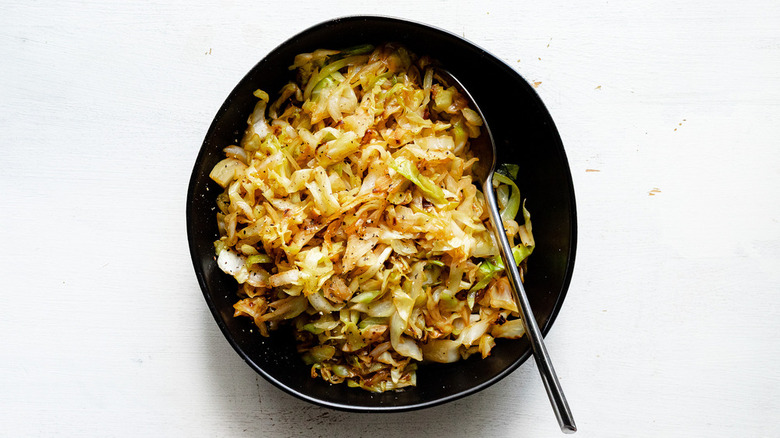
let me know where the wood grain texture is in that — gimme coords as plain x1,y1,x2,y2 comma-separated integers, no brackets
1,0,778,436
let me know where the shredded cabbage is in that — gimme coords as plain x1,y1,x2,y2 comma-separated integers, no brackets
210,43,535,392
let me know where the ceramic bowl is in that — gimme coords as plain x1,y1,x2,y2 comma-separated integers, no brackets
187,15,577,412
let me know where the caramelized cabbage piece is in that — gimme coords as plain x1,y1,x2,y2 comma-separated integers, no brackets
210,43,535,392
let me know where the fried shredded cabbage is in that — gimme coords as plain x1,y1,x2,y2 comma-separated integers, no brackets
210,43,535,392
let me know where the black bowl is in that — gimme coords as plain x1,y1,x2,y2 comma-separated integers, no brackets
187,15,577,412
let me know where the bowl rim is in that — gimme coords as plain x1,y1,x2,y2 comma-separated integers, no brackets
187,14,578,412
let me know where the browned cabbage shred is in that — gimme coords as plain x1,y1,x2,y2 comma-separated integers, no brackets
209,43,535,392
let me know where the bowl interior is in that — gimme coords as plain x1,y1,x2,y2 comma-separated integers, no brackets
187,16,577,412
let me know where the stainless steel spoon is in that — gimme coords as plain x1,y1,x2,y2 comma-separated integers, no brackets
438,69,577,434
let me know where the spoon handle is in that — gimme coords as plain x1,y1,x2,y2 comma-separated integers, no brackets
484,174,577,434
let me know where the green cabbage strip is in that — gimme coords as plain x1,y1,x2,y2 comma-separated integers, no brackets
432,86,455,112
494,163,534,250
469,259,503,292
349,289,383,304
389,157,447,204
496,184,511,212
358,316,387,330
493,172,521,222
311,76,337,101
452,120,468,151
512,244,533,265
341,310,366,350
245,254,273,266
367,72,393,90
520,199,535,247
311,56,368,94
469,244,534,293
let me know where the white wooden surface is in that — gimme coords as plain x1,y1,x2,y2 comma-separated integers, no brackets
2,1,778,436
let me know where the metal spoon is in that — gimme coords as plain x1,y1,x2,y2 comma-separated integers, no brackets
438,69,577,434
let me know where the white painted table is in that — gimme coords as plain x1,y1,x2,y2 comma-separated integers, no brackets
2,1,778,436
